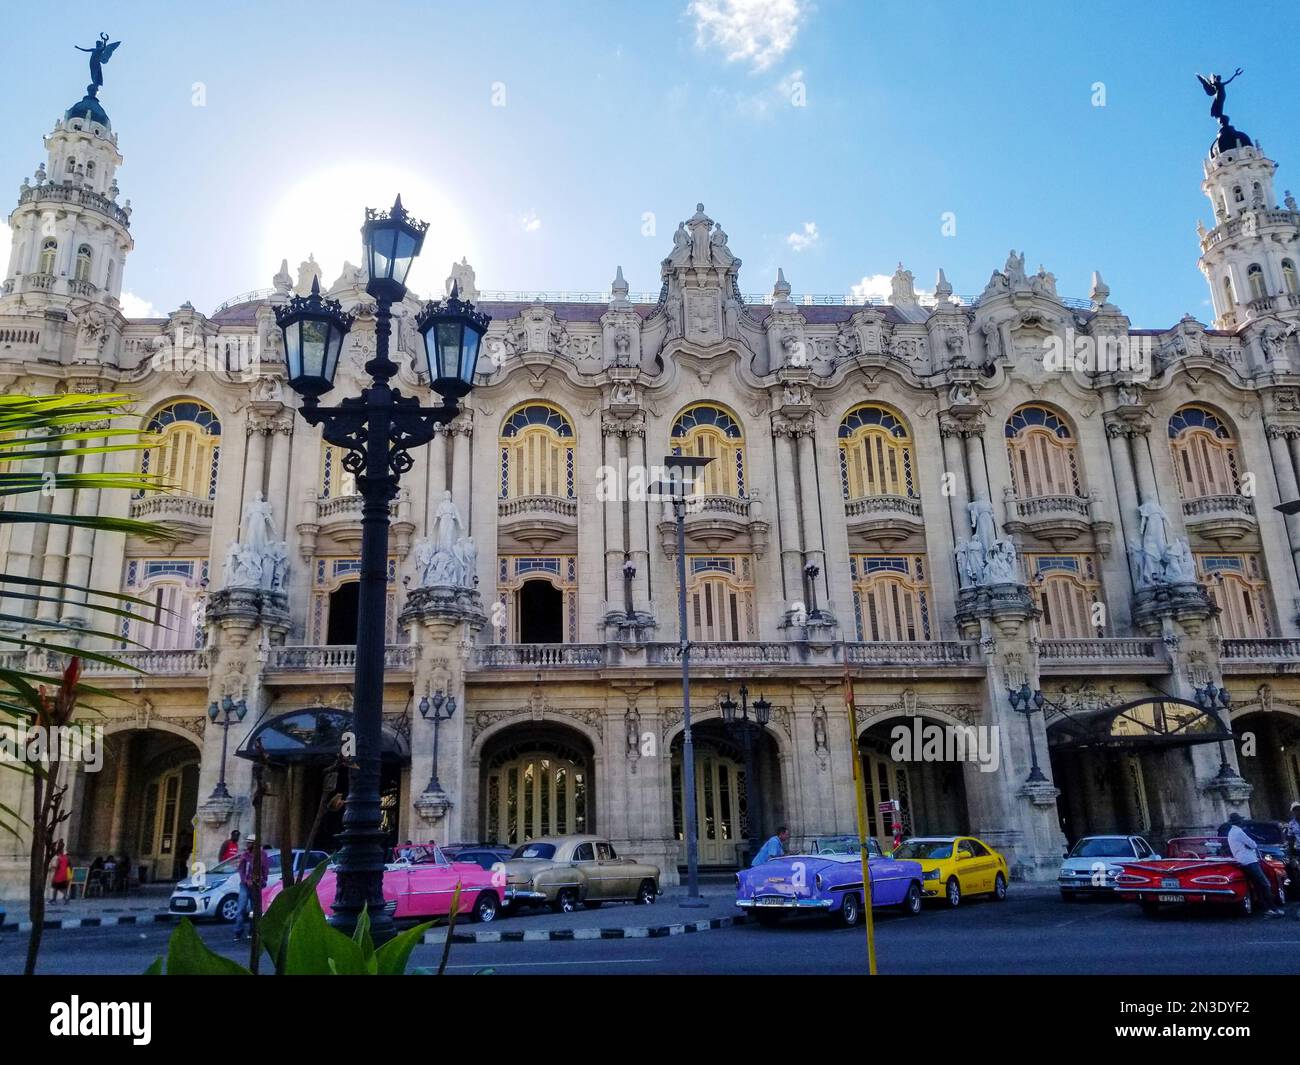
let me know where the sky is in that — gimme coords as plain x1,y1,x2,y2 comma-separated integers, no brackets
2,0,1297,327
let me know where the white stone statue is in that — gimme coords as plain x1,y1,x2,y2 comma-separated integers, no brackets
709,226,734,268
968,499,997,553
242,492,274,558
433,491,463,554
983,540,1020,584
454,536,478,586
955,538,985,588
1004,250,1028,289
413,537,437,586
1162,537,1197,584
670,223,691,266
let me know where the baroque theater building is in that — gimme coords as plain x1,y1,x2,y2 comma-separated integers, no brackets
4,73,1300,893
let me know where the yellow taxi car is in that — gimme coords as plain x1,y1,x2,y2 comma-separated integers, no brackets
891,836,1009,907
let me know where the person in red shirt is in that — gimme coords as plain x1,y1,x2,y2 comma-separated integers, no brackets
50,840,71,904
219,830,240,863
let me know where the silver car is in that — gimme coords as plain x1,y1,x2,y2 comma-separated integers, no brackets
168,848,329,922
1058,835,1159,899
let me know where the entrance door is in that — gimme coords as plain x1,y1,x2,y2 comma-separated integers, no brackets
674,747,745,865
483,749,589,845
326,582,360,644
861,750,914,851
138,764,199,881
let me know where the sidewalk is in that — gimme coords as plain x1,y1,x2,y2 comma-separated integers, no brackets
0,884,173,932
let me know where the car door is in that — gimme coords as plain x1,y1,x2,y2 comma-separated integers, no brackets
595,841,631,899
956,839,989,893
571,841,599,899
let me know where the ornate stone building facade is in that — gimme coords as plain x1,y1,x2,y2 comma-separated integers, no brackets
4,76,1300,893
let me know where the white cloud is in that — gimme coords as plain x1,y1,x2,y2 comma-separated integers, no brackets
787,221,819,252
689,0,806,72
850,274,892,301
520,210,542,234
120,290,162,318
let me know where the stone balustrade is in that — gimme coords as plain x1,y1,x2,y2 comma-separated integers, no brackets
1012,494,1090,519
1220,638,1300,661
475,643,607,668
844,494,922,519
1181,493,1255,518
129,493,215,523
80,648,211,675
844,641,976,665
19,182,132,226
1038,637,1162,663
267,644,416,671
497,495,579,519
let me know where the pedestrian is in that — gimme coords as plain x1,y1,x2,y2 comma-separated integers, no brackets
49,840,71,904
399,839,414,861
752,825,790,866
1226,812,1284,917
219,829,240,863
233,835,267,942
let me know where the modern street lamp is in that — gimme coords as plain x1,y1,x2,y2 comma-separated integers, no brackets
206,695,248,800
276,195,490,942
1006,682,1049,784
1194,681,1238,781
655,453,712,906
719,685,771,862
417,690,458,794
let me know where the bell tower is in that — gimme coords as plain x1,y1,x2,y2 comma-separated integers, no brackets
1,39,132,316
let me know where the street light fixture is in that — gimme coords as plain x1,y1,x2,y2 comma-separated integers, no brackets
1194,681,1238,781
206,695,248,800
1006,682,1049,784
718,685,771,862
275,195,490,942
417,690,458,795
654,452,712,907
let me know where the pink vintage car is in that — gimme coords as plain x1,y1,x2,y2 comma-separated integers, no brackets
262,843,504,923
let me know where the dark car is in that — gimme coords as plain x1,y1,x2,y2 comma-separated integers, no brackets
1217,819,1287,861
441,843,512,870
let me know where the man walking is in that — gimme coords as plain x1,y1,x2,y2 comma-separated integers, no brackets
233,835,267,942
219,830,240,863
1226,812,1284,917
752,825,790,866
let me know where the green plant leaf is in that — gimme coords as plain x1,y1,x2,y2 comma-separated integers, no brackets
283,890,368,976
142,957,164,975
373,920,435,976
163,917,251,975
261,853,334,969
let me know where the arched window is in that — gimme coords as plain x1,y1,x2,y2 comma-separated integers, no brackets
319,442,356,499
1283,260,1298,295
685,555,755,642
1248,263,1267,300
670,404,746,498
1005,405,1082,498
851,555,931,641
1198,553,1272,639
1222,274,1236,307
38,238,57,275
85,161,95,179
139,401,222,500
1027,554,1102,639
75,245,92,283
838,405,915,499
496,555,578,644
1169,405,1241,500
122,558,208,651
499,403,575,500
1233,185,1245,204
65,158,76,175
312,557,397,643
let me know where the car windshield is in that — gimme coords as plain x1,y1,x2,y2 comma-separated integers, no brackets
1069,838,1132,858
894,841,953,860
1168,837,1230,859
511,843,556,860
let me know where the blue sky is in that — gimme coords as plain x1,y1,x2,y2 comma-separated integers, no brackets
2,0,1297,326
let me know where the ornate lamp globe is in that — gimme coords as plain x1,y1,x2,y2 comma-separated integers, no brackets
362,195,429,302
719,691,738,725
415,282,492,400
274,277,355,399
753,694,772,726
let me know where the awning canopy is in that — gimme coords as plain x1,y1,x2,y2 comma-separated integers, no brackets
1047,696,1231,751
236,707,410,764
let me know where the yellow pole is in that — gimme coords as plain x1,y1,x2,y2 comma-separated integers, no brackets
843,660,878,975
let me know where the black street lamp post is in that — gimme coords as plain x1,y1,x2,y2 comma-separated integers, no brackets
655,454,712,906
719,685,771,861
1194,681,1237,781
418,690,458,794
206,695,248,800
276,196,489,942
1006,682,1048,784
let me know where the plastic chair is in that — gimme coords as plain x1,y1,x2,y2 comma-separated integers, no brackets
67,866,89,900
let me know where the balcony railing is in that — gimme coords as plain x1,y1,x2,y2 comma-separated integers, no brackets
1220,638,1300,662
475,643,607,669
649,641,792,665
1011,494,1090,519
845,641,976,665
316,494,401,520
844,494,922,519
81,648,211,675
1038,638,1162,663
129,494,215,523
19,182,132,227
267,644,417,671
1181,494,1256,519
497,495,578,519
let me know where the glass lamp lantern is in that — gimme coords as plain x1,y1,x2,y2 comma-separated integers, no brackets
362,195,429,302
753,694,772,726
415,282,491,400
274,278,355,398
719,691,738,725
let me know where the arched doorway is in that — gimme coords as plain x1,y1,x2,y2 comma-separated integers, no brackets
73,727,201,883
479,724,596,845
518,579,563,643
1232,709,1300,820
858,718,970,849
326,582,360,644
670,720,781,868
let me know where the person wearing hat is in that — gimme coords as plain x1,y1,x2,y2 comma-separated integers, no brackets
1226,811,1284,917
233,834,267,942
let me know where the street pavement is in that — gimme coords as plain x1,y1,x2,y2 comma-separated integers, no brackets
5,883,1300,975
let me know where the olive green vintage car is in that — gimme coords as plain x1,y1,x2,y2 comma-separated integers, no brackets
502,834,662,913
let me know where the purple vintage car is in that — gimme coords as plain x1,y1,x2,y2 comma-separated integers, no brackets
736,847,925,927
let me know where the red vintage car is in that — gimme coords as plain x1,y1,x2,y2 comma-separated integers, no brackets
263,843,504,923
1115,836,1289,916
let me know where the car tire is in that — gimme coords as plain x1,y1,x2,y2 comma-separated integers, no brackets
838,892,862,928
582,901,602,910
217,895,240,923
902,881,922,916
754,909,784,927
945,877,962,908
552,888,579,914
1060,890,1077,902
636,879,657,905
472,892,499,924
1240,892,1254,917
993,873,1008,901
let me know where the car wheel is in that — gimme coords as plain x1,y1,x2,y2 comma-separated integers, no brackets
754,909,784,927
552,888,579,914
903,881,922,916
582,901,602,910
472,892,499,924
993,873,1008,901
217,895,240,923
636,879,657,905
1060,890,1076,902
1240,892,1254,917
945,877,962,908
838,892,862,928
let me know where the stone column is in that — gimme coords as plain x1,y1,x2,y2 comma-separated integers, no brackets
602,421,626,617
36,444,77,623
426,425,448,532
795,427,826,597
939,420,971,539
627,422,651,617
242,420,268,510
1104,419,1143,587
59,436,105,626
107,732,133,853
772,422,804,616
264,411,294,538
2,428,41,620
450,415,472,535
962,430,992,507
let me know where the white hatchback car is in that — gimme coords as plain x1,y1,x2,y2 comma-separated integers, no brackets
1058,835,1159,899
168,848,330,922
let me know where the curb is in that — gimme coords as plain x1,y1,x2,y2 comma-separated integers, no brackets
423,912,750,944
0,913,176,933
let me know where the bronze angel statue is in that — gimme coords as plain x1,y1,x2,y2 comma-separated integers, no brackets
75,34,121,89
1196,68,1243,121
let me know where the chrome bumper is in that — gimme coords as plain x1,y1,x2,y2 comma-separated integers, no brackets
504,888,547,902
1120,887,1237,898
736,896,832,910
